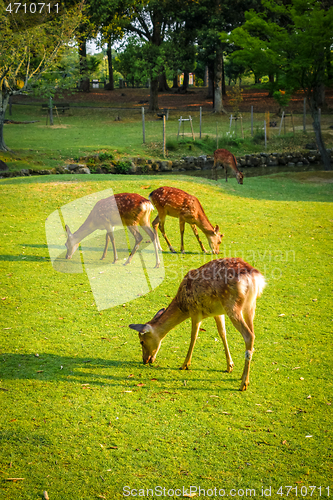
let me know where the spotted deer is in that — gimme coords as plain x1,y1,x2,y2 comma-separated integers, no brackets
65,193,160,268
129,258,265,391
213,148,244,184
149,186,223,254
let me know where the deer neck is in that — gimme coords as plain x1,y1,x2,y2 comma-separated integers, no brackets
71,219,96,245
196,210,215,235
151,299,189,341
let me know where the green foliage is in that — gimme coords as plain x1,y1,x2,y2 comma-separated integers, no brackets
272,90,292,110
99,152,114,162
115,160,132,174
229,0,333,97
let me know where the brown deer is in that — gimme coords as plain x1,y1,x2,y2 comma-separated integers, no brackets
149,186,223,254
65,193,160,268
213,148,244,184
129,258,265,391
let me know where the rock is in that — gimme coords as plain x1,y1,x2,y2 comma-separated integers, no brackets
56,166,67,174
20,169,30,176
160,161,173,172
66,163,85,171
77,167,91,174
0,159,8,171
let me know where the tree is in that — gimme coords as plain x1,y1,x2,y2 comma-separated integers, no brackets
229,0,333,169
0,0,82,151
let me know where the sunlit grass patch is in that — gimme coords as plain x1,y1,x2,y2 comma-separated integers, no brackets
0,173,332,499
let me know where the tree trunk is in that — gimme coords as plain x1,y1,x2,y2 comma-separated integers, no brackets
158,73,169,91
204,66,209,87
78,38,90,92
106,42,114,90
308,82,331,170
213,45,226,113
149,77,159,112
222,56,226,96
0,95,10,152
181,71,189,92
172,74,179,89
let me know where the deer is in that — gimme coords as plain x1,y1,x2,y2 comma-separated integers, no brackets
129,258,265,391
149,186,223,255
213,148,244,184
64,193,160,268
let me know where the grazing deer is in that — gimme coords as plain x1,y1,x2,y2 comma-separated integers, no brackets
213,148,244,184
129,258,265,391
149,186,223,254
65,193,160,268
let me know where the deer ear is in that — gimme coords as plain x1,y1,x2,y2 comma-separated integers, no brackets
153,308,165,320
214,225,220,233
129,323,150,334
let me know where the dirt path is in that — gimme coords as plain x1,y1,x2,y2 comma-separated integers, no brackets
12,86,333,114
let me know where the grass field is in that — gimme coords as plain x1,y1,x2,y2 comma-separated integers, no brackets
2,102,333,174
0,172,333,500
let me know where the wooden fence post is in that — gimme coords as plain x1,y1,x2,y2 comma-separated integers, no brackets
163,115,166,158
142,107,145,143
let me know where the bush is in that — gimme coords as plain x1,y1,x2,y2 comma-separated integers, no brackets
99,152,114,161
115,160,132,174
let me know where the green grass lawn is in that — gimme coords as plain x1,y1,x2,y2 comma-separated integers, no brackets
0,172,332,499
2,104,332,173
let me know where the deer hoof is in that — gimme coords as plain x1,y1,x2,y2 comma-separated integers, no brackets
239,381,249,391
227,362,234,373
170,248,177,253
179,365,189,370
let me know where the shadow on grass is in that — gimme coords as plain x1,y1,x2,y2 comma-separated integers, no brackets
0,353,237,390
0,254,50,262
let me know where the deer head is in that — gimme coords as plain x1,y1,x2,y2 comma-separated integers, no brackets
208,225,223,254
236,171,244,185
129,308,166,364
65,225,79,259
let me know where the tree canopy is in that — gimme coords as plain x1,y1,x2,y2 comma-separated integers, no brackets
0,0,83,151
228,0,333,169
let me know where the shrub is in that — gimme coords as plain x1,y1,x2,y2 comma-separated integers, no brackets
115,161,132,174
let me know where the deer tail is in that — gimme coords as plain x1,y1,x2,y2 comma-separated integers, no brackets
238,271,266,302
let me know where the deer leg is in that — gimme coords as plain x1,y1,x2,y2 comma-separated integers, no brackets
125,226,143,265
214,315,234,373
225,166,228,182
180,316,201,370
179,219,186,253
227,310,255,391
101,232,110,260
190,224,208,253
102,229,118,263
157,215,176,253
152,214,163,251
141,225,160,269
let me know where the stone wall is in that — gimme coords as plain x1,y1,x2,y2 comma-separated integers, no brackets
1,149,332,178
